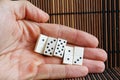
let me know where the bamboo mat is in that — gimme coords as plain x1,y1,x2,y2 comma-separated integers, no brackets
28,0,120,80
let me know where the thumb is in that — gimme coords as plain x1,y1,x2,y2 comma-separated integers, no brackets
12,1,49,22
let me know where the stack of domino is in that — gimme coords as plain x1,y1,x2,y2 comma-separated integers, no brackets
34,34,84,65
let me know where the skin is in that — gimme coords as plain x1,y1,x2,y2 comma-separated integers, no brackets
0,1,107,80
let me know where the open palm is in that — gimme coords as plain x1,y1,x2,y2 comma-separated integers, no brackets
0,1,107,80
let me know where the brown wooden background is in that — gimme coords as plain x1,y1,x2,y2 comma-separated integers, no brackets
28,0,120,79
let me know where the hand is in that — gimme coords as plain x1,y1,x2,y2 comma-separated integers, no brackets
0,1,107,80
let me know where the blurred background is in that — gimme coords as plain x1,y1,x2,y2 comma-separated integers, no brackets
28,0,120,79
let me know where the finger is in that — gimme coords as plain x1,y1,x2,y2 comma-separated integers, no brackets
35,64,88,79
43,48,107,64
83,59,105,73
39,23,99,48
12,1,49,22
84,48,107,61
42,58,105,74
42,57,105,74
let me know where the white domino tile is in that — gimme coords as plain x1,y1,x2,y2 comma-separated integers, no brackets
44,37,57,56
73,46,84,65
54,38,67,58
34,34,48,54
63,46,73,65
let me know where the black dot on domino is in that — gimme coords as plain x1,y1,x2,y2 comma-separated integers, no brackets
77,59,79,61
62,46,64,48
58,51,61,53
48,49,50,51
48,43,50,45
47,46,49,48
80,57,82,59
55,52,58,54
59,40,61,42
50,41,53,43
42,39,45,41
54,39,56,42
60,54,62,56
61,43,63,45
63,41,66,43
74,61,76,63
67,58,69,60
50,53,52,54
61,49,64,51
68,50,71,52
45,51,47,53
51,48,53,50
